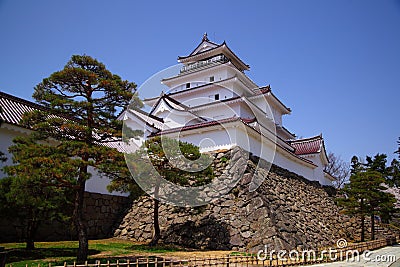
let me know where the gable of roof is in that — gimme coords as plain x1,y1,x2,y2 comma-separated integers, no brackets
149,94,188,115
177,35,250,72
188,33,220,56
148,94,207,126
124,108,164,130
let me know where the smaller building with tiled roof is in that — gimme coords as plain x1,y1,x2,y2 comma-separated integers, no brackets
0,91,128,195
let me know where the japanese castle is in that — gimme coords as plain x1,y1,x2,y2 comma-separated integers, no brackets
124,33,335,186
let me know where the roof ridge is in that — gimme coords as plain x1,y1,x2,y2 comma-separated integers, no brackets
0,91,48,111
149,116,240,137
0,91,84,125
130,108,164,122
163,94,189,110
290,134,323,143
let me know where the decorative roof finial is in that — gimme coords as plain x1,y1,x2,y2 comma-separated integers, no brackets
202,32,208,41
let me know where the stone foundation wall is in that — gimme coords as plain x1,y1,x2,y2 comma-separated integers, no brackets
113,147,357,251
0,192,131,243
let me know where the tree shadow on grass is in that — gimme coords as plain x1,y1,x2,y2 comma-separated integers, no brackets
6,248,100,263
128,244,183,253
162,216,231,250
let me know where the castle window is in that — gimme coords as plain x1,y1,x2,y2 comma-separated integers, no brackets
215,94,220,100
186,83,190,89
209,76,214,82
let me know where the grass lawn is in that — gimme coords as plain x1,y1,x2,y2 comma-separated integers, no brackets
0,239,191,267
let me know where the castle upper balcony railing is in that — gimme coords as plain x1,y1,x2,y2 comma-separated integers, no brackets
180,54,229,74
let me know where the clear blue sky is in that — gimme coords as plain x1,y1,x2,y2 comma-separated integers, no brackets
0,0,399,164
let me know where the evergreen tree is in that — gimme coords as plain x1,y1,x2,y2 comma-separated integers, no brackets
366,154,388,178
112,136,213,246
340,155,397,241
339,171,370,241
1,136,75,249
350,156,364,174
365,153,397,225
387,159,400,187
361,170,392,240
19,55,140,261
0,151,5,162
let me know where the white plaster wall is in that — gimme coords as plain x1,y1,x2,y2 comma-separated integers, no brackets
251,97,283,125
232,126,330,185
0,126,23,179
194,102,255,122
0,124,128,195
301,154,331,186
173,86,236,107
176,127,233,150
239,104,257,120
164,111,195,128
86,166,128,196
273,149,315,181
165,65,230,89
179,125,320,184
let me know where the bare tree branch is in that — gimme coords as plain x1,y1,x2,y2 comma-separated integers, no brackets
325,152,350,189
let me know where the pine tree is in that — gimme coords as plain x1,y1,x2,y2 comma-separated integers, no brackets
387,159,400,187
19,55,140,261
366,154,388,178
339,155,396,241
1,136,75,249
111,136,213,246
350,156,364,174
339,170,370,241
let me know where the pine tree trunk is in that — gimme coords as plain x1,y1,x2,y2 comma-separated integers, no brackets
361,214,365,242
149,198,160,246
26,219,38,250
74,167,88,262
149,182,160,247
371,214,375,240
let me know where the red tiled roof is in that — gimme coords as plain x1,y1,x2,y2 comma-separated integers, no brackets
241,117,256,123
255,85,271,95
289,135,323,155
